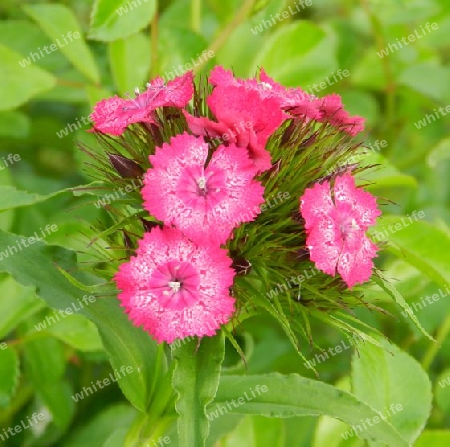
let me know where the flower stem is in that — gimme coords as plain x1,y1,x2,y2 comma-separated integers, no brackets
150,6,159,78
360,0,396,147
421,314,450,371
195,0,255,71
191,0,201,33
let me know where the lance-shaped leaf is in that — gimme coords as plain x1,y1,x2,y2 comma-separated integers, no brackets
23,3,100,83
213,373,409,446
0,230,165,412
172,333,225,447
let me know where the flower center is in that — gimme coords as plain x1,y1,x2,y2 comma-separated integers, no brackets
167,281,181,293
339,217,360,239
178,166,228,207
149,261,200,310
197,176,207,195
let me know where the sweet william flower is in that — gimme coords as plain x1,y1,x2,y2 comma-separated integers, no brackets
114,227,235,344
314,94,365,136
185,70,287,172
209,66,364,135
142,133,265,244
300,173,381,288
90,71,194,135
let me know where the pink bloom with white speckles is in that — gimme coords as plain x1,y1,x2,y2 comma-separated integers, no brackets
300,173,381,288
90,71,194,135
114,227,235,344
142,133,265,244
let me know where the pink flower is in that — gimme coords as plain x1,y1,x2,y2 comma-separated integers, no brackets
208,66,364,135
184,66,289,172
114,227,235,343
300,173,381,288
314,94,365,136
258,69,322,120
142,133,265,244
258,72,365,134
184,85,285,172
209,66,308,105
90,71,194,135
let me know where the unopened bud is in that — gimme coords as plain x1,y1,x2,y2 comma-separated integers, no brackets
108,153,144,179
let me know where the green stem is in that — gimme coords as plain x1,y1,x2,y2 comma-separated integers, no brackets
150,7,159,77
360,0,396,147
422,314,450,371
194,0,255,71
191,0,201,33
149,343,165,401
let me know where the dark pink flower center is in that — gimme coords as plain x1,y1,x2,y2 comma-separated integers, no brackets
178,165,228,209
338,215,360,241
123,86,166,111
149,260,200,310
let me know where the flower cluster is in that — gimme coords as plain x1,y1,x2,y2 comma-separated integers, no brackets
89,66,380,344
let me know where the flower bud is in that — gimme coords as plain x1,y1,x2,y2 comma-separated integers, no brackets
108,153,144,179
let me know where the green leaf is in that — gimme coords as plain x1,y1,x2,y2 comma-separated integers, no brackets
37,381,75,430
253,416,285,446
216,23,264,77
85,85,113,108
398,62,450,104
108,32,151,94
157,27,210,76
22,4,100,83
0,184,93,212
313,378,355,447
63,404,137,447
89,0,157,42
372,271,433,341
428,137,450,168
0,275,44,338
0,230,164,412
360,154,417,190
206,414,244,447
103,428,128,447
435,368,450,416
377,217,450,290
351,339,432,444
0,43,56,111
352,47,391,91
415,430,450,447
0,111,30,138
0,346,20,407
40,313,104,352
173,333,225,447
0,20,69,72
214,374,408,446
22,334,66,385
251,21,337,86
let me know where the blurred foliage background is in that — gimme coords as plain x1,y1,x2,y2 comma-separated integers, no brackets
0,0,449,445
